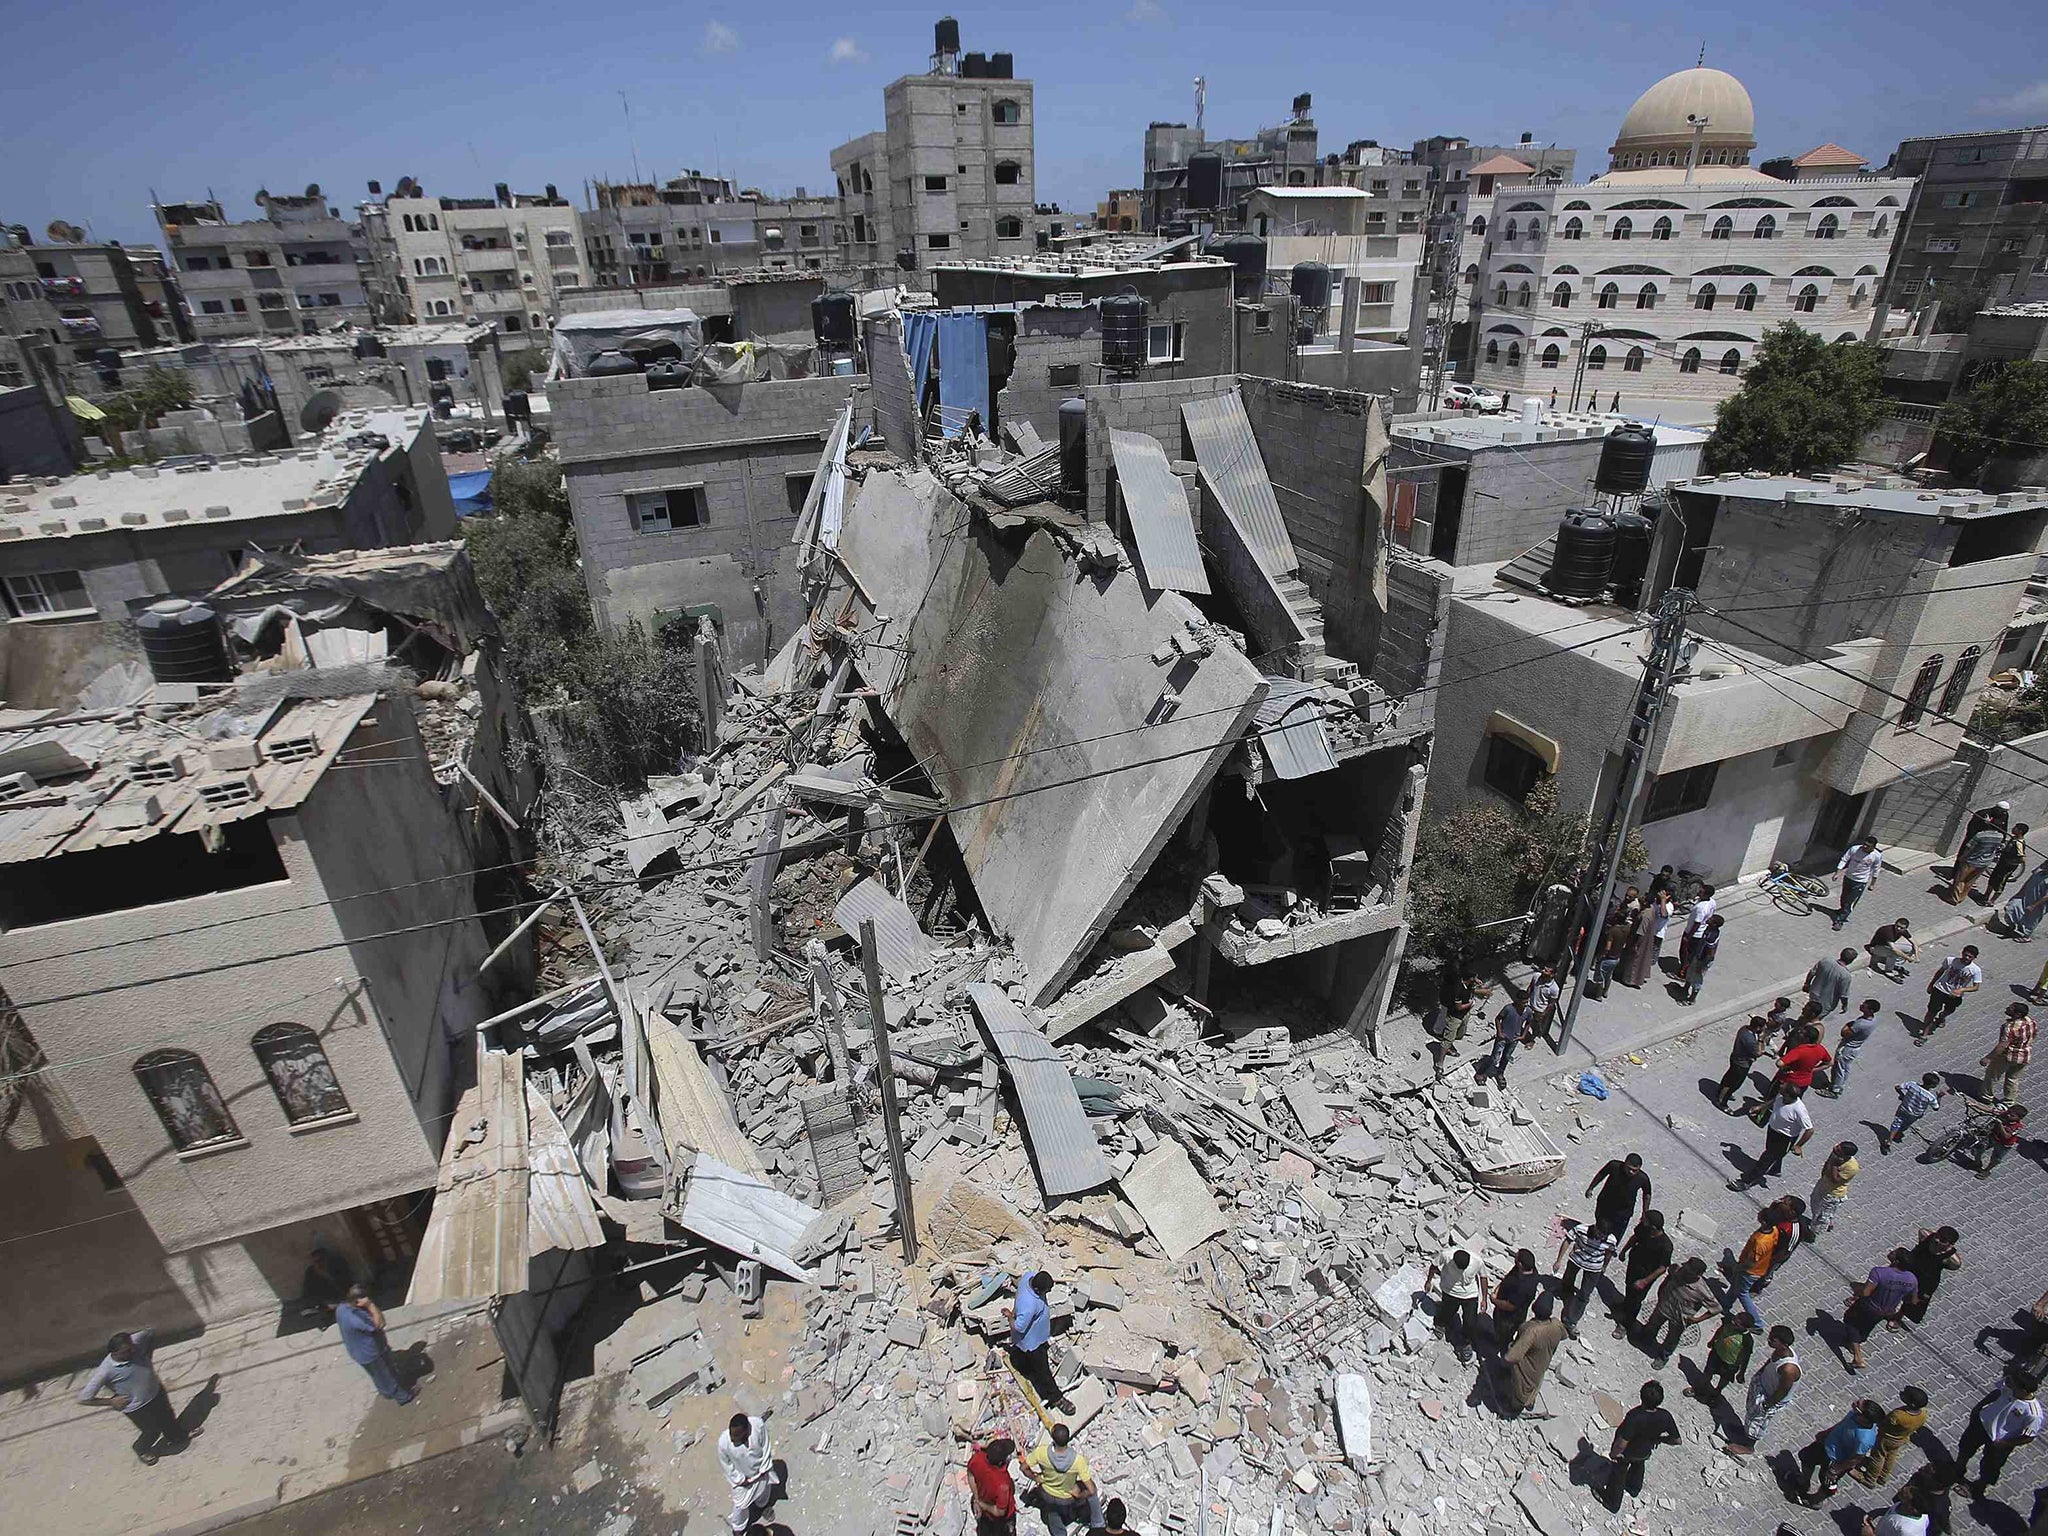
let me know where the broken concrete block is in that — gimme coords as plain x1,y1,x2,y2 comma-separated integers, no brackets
1174,1357,1212,1406
1331,1128,1387,1168
1676,1208,1719,1245
1118,1142,1226,1261
1371,1264,1424,1323
887,1314,927,1349
1334,1372,1373,1470
1166,1436,1199,1481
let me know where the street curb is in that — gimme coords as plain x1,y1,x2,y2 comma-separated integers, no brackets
128,1489,283,1536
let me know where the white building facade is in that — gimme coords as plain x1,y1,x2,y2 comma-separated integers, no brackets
373,188,589,343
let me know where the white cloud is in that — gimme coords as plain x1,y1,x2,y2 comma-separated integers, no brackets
1979,80,2048,117
828,36,868,64
1127,0,1167,20
702,19,739,53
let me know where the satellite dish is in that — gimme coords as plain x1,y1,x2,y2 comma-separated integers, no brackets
300,390,343,436
45,220,86,244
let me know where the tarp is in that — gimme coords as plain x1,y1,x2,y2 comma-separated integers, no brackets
935,313,989,438
447,469,494,515
65,395,106,421
548,306,703,379
1182,391,1299,579
1109,430,1209,594
902,312,939,405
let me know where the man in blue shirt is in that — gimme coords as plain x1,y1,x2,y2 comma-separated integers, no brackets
335,1285,415,1405
1009,1270,1069,1413
1795,1400,1880,1505
77,1328,190,1464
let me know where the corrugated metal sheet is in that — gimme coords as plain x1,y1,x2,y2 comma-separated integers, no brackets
643,1011,769,1178
674,1152,820,1281
1182,391,1299,579
525,1083,605,1256
819,404,852,549
1253,678,1338,779
1111,429,1211,595
834,875,934,982
968,983,1113,1198
408,1047,529,1305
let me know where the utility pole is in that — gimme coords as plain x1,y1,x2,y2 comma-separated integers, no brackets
1555,586,1696,1054
860,919,919,1263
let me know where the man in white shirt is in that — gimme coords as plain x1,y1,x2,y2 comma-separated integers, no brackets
718,1413,778,1533
1733,1087,1815,1190
1834,837,1883,931
1953,1369,2043,1496
1680,886,1717,972
1424,1246,1490,1362
1920,947,1983,1042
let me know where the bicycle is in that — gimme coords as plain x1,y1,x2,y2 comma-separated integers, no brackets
1923,1096,2006,1168
1759,862,1830,916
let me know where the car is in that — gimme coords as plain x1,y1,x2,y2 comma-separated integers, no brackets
1444,383,1504,412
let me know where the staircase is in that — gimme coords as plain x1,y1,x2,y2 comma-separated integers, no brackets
1275,575,1360,688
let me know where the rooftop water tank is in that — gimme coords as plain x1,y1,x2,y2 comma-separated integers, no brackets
1206,233,1267,300
646,361,688,391
1290,262,1333,314
137,599,232,684
1608,511,1655,609
1101,290,1148,374
1595,421,1657,495
1058,397,1087,500
1544,509,1616,600
1187,153,1224,211
989,51,1013,79
585,349,644,377
935,16,961,54
812,288,857,347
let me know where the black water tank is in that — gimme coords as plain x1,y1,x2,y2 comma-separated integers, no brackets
1207,233,1267,299
1058,397,1087,499
1290,261,1333,314
1101,291,1148,373
990,52,1013,79
935,16,960,54
1545,510,1617,599
1187,153,1224,211
646,361,688,391
962,51,987,77
585,349,645,377
1608,511,1654,608
812,288,856,346
1595,421,1657,495
137,599,232,684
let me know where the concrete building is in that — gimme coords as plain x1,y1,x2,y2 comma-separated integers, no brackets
551,356,859,667
831,133,894,274
1388,407,1707,566
1464,67,1911,407
1429,471,2048,881
1242,186,1427,345
361,181,590,342
0,228,189,380
155,190,373,338
1882,125,2048,315
1096,190,1143,234
0,543,533,1378
0,406,455,704
1142,96,1321,231
831,21,1034,272
582,176,839,285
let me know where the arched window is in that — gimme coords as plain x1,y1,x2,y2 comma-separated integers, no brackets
1680,347,1701,374
992,99,1022,125
1719,348,1741,374
1485,339,1500,363
1598,282,1619,310
1507,342,1522,367
1495,282,1508,307
1528,218,1543,239
1517,280,1532,307
1472,215,1487,235
1636,283,1658,310
428,214,439,230
1563,217,1583,240
1711,216,1733,241
1611,216,1633,240
1754,214,1776,240
1695,282,1717,311
1541,343,1561,369
1652,216,1674,241
1813,214,1839,240
1899,655,1945,728
1939,646,1984,716
1465,264,1479,285
1736,283,1759,311
1503,218,1518,241
1553,282,1572,307
1587,344,1608,371
1871,215,1889,237
993,161,1022,186
1850,286,1867,309
1624,346,1646,373
253,1024,350,1125
135,1050,239,1151
1796,283,1821,312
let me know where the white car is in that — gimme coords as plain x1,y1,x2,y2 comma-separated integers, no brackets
1445,384,1504,412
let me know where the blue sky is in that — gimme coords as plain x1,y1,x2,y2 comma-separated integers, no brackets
5,0,2046,249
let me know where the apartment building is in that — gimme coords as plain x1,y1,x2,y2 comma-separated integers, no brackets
0,227,190,382
831,20,1035,272
155,190,373,338
1142,97,1322,231
1882,125,2048,314
832,132,895,272
581,175,837,286
359,181,591,340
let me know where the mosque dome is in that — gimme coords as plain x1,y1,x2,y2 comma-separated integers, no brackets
1608,67,1758,172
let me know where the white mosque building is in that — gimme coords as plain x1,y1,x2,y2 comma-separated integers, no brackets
1464,66,1913,409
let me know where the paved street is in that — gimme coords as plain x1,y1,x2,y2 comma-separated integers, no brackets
1448,880,2048,1536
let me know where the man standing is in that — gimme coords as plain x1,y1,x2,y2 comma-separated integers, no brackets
1883,1073,1945,1153
1843,1250,1920,1374
1680,885,1718,971
1527,966,1561,1046
1981,1000,2034,1105
1491,1249,1542,1349
1586,1152,1652,1237
1500,1295,1568,1416
1835,837,1884,930
1554,1217,1621,1337
1713,1017,1766,1113
1436,968,1489,1054
1797,1401,1882,1505
1477,995,1532,1088
1856,1386,1930,1489
1951,818,2010,904
1805,1141,1860,1239
1610,1210,1672,1339
1732,1086,1815,1191
967,1438,1018,1536
1679,915,1725,1005
1920,947,1983,1041
1727,1325,1800,1455
334,1285,414,1405
1600,1380,1681,1509
1820,1002,1881,1099
1953,1367,2044,1497
717,1413,777,1535
1424,1246,1489,1364
1721,1210,1780,1328
1804,948,1857,1021
1010,1271,1071,1414
1016,1424,1099,1536
76,1329,190,1465
1639,1256,1716,1365
1689,1314,1755,1399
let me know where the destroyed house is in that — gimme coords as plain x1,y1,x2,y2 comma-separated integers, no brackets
0,548,534,1382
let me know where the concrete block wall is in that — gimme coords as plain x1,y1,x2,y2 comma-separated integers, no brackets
1376,553,1452,710
1877,724,2048,856
1082,374,1237,522
1001,311,1099,445
864,314,920,462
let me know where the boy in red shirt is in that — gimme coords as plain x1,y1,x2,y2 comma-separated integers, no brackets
967,1439,1017,1536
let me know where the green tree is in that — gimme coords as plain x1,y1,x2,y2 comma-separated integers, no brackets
96,366,197,436
1700,324,1886,476
1939,360,2048,489
1935,277,1993,334
499,350,545,393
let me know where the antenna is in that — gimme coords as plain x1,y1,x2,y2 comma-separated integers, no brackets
1696,41,1706,66
1194,76,1206,139
620,92,642,184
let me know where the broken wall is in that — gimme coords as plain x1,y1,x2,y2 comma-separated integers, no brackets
1081,374,1238,522
833,468,1270,1004
1374,553,1453,733
864,313,921,462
